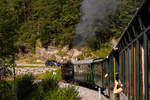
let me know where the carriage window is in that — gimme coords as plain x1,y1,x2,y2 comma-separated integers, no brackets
93,63,103,87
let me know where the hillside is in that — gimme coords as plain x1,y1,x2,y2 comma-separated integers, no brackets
0,0,141,60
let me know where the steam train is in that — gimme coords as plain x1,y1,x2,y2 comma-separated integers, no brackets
61,1,150,100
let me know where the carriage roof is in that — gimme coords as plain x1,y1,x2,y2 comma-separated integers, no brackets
72,58,104,65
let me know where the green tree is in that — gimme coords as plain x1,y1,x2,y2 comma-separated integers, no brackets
108,0,140,38
0,0,18,100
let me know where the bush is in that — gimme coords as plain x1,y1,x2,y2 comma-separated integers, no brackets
14,69,78,100
43,86,78,100
40,76,58,92
60,86,79,100
16,74,34,100
0,80,14,100
30,69,78,100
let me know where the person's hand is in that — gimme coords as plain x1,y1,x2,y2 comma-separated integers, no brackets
115,80,119,86
118,80,123,87
118,80,122,85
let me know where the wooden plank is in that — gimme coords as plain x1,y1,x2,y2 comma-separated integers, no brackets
128,48,130,100
141,42,145,100
136,40,140,100
125,50,129,96
113,57,116,100
123,51,125,86
144,33,148,100
131,44,134,100
134,44,137,100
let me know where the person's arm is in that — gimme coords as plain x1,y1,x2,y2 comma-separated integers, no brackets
113,80,123,94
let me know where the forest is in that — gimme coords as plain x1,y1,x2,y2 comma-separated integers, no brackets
0,0,141,55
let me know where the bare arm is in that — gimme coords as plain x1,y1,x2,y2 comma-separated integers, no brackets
113,80,123,94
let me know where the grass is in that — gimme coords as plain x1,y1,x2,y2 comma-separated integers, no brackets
35,68,61,80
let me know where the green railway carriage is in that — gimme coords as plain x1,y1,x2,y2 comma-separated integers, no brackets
72,58,111,97
111,0,150,100
72,58,103,86
72,59,94,84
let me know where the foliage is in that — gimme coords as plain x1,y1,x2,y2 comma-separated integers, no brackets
86,0,141,50
77,49,93,60
0,0,18,57
0,1,18,99
0,58,13,79
0,0,81,50
0,80,14,100
52,33,75,48
16,74,35,100
43,86,78,100
40,74,58,92
15,69,77,100
0,68,78,100
36,68,61,80
108,0,140,39
0,0,142,55
93,43,112,58
77,42,112,59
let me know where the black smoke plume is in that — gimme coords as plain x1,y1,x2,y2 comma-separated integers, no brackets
75,0,119,47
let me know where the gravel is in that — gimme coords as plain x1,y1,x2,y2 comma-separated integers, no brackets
59,82,109,100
